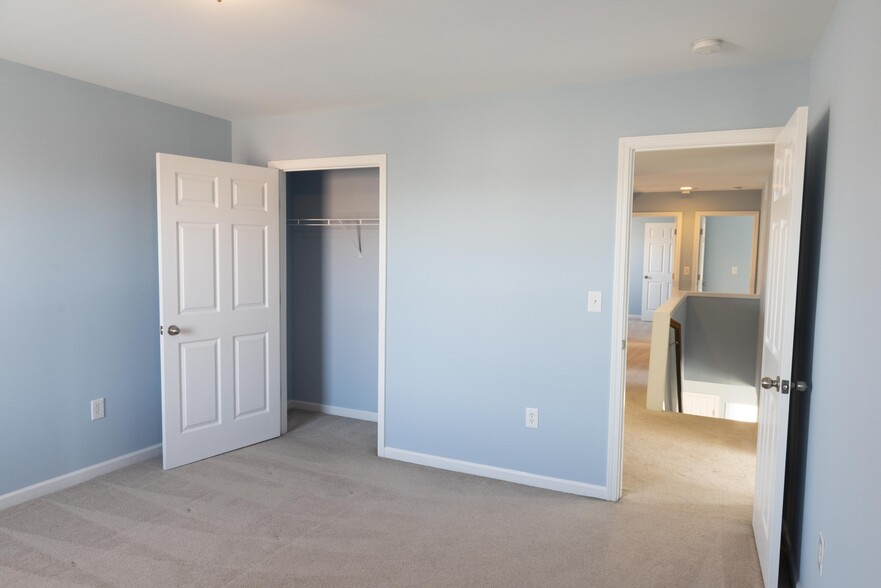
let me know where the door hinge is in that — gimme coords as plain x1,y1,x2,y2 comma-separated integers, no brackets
160,325,164,335
622,339,626,350
674,229,678,235
700,228,704,235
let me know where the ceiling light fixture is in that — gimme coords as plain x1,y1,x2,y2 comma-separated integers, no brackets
691,38,723,55
680,186,693,195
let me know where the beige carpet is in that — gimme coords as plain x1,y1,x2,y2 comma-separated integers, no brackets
0,329,761,587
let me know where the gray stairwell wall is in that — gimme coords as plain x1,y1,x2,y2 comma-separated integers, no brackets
683,296,759,386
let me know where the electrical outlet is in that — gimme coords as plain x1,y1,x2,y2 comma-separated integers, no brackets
91,398,105,421
731,266,739,275
818,531,825,576
525,407,539,429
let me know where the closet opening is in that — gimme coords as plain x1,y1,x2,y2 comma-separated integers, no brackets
270,155,387,456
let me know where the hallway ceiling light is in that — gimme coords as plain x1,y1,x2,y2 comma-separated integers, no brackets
680,186,693,194
691,38,723,55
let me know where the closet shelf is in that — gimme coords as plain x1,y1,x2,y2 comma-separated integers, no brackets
287,218,379,227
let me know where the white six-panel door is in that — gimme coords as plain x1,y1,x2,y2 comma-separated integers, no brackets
641,222,676,321
157,154,281,470
753,107,808,588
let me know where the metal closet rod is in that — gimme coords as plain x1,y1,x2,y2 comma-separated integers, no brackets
286,218,379,227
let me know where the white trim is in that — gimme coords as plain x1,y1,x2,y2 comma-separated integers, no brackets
0,445,161,511
691,210,761,293
278,170,288,437
269,154,387,458
608,127,782,502
288,400,378,423
384,448,608,499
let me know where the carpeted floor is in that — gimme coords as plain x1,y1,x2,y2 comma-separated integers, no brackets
0,323,761,587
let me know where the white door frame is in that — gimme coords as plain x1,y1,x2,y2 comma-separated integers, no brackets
692,210,761,293
607,127,780,500
268,154,388,458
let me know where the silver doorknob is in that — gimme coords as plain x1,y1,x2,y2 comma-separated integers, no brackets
761,376,780,390
793,381,808,392
167,325,181,336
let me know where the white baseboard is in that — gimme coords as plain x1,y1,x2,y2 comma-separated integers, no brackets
383,447,609,500
288,400,378,423
0,444,162,511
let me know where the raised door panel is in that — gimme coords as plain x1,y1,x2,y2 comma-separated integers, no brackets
176,173,218,208
646,281,664,312
177,222,219,314
234,333,269,418
232,179,268,212
233,225,268,310
180,339,221,431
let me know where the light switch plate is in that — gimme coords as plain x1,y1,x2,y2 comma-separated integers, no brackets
588,291,602,313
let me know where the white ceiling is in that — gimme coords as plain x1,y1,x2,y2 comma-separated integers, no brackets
634,145,775,193
0,0,838,121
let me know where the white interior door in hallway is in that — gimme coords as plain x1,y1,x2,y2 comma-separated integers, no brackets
641,222,676,321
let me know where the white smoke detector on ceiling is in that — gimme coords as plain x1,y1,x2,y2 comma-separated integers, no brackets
691,38,723,55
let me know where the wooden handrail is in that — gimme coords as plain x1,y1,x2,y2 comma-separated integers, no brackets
670,319,684,413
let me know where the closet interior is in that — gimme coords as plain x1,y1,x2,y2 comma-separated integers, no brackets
285,168,380,419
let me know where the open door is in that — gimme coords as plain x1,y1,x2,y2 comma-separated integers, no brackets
157,154,282,470
753,107,808,588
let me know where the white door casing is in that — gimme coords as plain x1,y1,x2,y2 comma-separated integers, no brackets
606,119,807,586
610,124,785,504
268,154,388,458
752,107,808,588
694,211,761,293
641,222,676,321
157,154,281,470
696,216,707,291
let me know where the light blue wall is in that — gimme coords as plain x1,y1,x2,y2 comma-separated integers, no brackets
628,216,674,316
233,61,808,486
799,0,881,584
702,216,755,293
0,60,231,496
286,169,379,412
